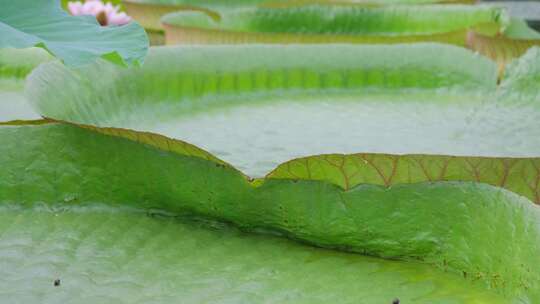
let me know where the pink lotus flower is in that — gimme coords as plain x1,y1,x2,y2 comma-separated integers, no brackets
67,0,131,26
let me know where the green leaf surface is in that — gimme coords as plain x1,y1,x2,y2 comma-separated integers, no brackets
0,122,539,302
499,46,540,95
8,44,540,301
27,44,540,176
27,44,498,125
504,18,540,40
126,0,477,7
26,46,540,182
124,0,222,31
0,48,52,91
0,91,40,122
0,203,509,303
125,0,477,31
61,0,123,9
268,154,540,203
161,5,504,45
0,0,149,66
0,48,51,121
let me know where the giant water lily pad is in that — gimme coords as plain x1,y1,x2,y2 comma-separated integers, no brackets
123,0,259,31
0,48,52,121
123,0,477,31
5,44,537,301
160,4,540,72
161,4,505,45
0,200,512,303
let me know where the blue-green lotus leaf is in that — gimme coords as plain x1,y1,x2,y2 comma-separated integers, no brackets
0,0,148,66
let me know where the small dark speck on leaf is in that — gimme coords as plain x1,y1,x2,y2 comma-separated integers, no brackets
392,299,400,304
54,279,61,287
